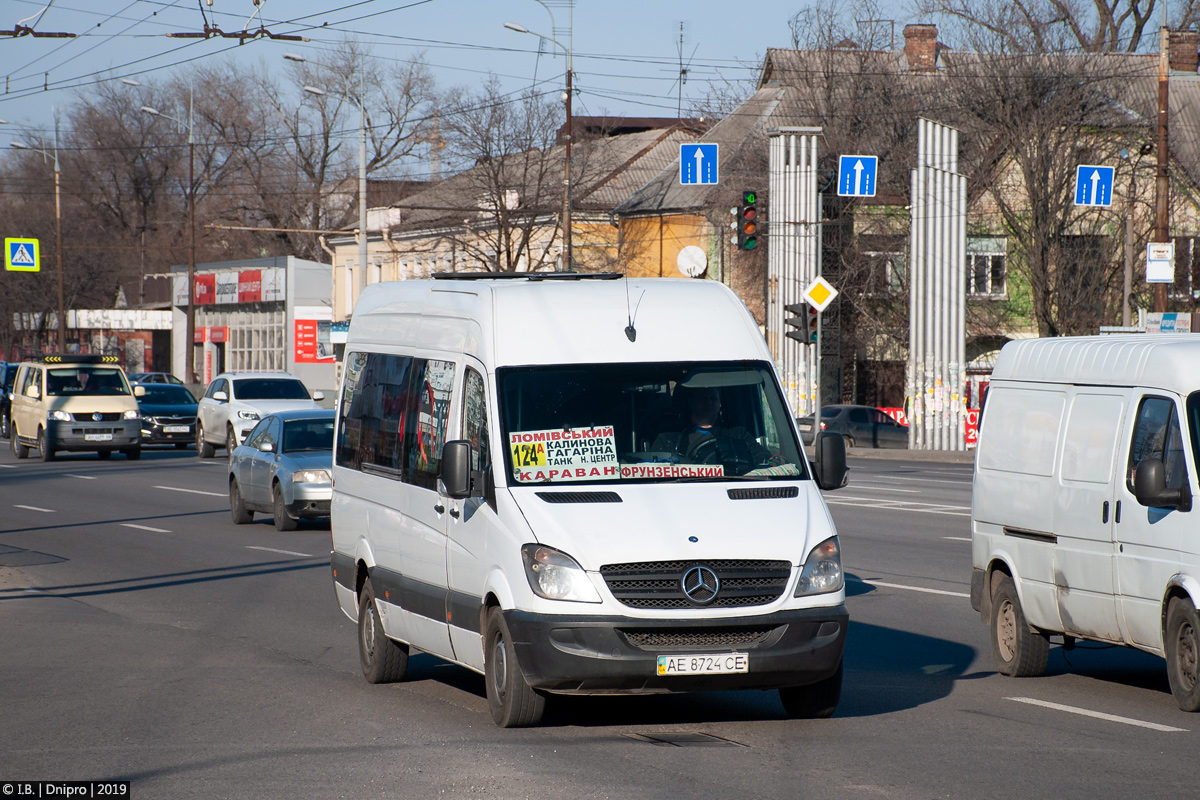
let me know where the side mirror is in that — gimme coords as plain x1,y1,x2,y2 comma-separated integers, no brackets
312,390,325,402
133,385,145,397
813,431,848,491
26,385,40,399
213,390,228,402
260,441,275,453
439,439,474,499
1134,458,1193,511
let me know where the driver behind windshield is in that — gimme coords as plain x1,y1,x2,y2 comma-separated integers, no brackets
652,386,778,467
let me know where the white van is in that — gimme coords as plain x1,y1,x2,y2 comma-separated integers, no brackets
971,334,1200,710
329,273,849,727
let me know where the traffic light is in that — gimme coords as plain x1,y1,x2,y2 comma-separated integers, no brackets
736,190,758,251
783,303,819,344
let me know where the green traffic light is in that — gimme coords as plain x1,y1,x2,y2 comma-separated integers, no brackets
743,191,757,204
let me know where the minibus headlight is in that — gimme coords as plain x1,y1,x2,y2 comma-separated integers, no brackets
49,410,72,421
794,536,843,596
123,409,140,420
521,544,602,603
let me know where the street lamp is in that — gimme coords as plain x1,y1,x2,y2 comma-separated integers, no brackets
10,135,66,352
505,18,573,271
140,92,197,382
293,54,369,308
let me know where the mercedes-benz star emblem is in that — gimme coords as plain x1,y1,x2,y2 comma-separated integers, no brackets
681,565,720,605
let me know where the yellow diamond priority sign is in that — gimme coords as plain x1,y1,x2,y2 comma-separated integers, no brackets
5,238,40,272
803,276,838,312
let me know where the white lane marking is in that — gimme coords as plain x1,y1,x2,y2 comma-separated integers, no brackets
1007,697,1188,733
154,485,226,498
65,474,98,480
848,576,970,598
944,536,972,542
121,523,172,533
247,546,314,558
0,464,17,469
845,483,921,494
883,475,972,486
14,504,55,513
825,494,970,517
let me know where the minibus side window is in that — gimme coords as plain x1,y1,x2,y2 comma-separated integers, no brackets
1127,396,1188,492
403,359,456,491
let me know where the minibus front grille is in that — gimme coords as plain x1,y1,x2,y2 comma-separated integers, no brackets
727,487,799,500
535,491,622,503
619,626,778,650
600,560,792,609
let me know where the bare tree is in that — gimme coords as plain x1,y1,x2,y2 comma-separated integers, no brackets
917,0,1200,53
433,78,566,272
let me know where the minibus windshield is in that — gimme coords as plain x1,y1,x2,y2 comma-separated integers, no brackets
497,361,809,485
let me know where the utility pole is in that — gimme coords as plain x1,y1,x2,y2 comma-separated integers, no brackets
1154,21,1170,313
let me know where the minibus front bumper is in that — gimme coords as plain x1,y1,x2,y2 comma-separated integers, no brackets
503,605,848,694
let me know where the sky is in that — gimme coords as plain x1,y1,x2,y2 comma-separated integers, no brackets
0,0,915,139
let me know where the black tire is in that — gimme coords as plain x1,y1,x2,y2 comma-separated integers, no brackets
990,575,1048,677
1165,598,1200,712
12,430,28,459
124,447,141,461
97,450,112,460
226,427,237,457
196,423,215,459
38,429,55,462
779,659,843,719
230,478,253,525
358,580,408,684
273,483,297,532
485,607,546,727
843,434,855,450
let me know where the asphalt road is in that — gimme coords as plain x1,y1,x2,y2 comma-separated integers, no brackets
1,446,1197,799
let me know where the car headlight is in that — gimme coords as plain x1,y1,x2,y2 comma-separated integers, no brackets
123,409,140,420
49,410,72,421
794,536,843,596
521,544,602,603
294,469,331,484
237,410,260,421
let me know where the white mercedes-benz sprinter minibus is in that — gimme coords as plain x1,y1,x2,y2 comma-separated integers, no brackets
330,273,848,727
971,334,1200,711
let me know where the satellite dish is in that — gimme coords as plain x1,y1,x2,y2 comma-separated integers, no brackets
676,245,707,278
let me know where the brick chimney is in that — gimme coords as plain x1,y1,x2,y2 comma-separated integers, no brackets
1169,30,1200,73
903,24,939,72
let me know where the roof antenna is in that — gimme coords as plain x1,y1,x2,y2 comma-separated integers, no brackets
624,278,644,342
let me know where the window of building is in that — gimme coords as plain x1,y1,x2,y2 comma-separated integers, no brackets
967,237,1007,297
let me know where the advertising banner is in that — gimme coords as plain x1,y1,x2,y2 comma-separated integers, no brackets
237,269,262,303
194,274,216,305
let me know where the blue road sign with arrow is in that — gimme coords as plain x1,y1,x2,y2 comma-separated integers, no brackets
679,143,719,185
838,155,877,197
1074,165,1114,207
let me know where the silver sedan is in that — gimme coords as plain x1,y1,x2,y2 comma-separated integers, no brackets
228,409,335,531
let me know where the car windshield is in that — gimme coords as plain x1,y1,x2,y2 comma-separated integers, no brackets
282,418,335,453
233,378,310,401
46,367,130,397
498,360,808,485
140,384,196,404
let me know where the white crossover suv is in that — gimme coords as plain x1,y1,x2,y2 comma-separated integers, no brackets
195,371,324,458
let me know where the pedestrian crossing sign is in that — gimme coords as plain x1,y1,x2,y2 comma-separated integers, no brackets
5,238,40,272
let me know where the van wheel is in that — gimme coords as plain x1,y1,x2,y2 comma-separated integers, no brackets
1165,598,1200,711
358,580,408,683
38,429,55,462
991,575,1048,677
273,483,298,531
780,659,842,719
12,430,28,459
196,423,215,459
485,607,546,727
230,479,253,524
97,450,112,460
124,447,141,461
